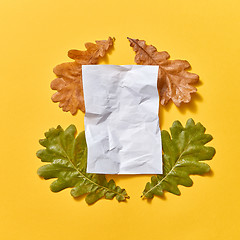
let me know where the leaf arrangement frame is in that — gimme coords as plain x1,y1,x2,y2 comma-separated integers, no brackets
37,37,215,204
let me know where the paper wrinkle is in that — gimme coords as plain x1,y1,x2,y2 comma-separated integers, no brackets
82,65,163,174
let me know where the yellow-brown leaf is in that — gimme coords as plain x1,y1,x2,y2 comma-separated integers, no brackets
128,37,199,106
51,37,114,114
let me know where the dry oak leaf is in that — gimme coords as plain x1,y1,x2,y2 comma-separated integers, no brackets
128,37,199,107
51,37,114,115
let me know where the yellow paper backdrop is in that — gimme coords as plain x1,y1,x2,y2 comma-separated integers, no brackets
0,0,239,239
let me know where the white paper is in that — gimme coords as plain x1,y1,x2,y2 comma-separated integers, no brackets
82,65,162,174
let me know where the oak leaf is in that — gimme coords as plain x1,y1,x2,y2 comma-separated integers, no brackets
128,37,199,106
142,118,215,199
51,37,114,115
37,125,129,205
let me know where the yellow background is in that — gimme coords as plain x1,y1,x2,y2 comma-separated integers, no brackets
0,0,239,239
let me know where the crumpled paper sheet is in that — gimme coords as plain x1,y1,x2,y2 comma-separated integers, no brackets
82,65,162,174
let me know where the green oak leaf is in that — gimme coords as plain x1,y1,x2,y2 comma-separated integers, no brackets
36,125,129,205
142,118,216,199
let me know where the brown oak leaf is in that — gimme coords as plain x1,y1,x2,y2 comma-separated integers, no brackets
128,37,199,107
51,37,114,115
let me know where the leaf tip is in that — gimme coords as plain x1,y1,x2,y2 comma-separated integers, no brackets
208,146,216,159
127,37,134,42
186,118,195,127
36,166,44,178
36,149,44,160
